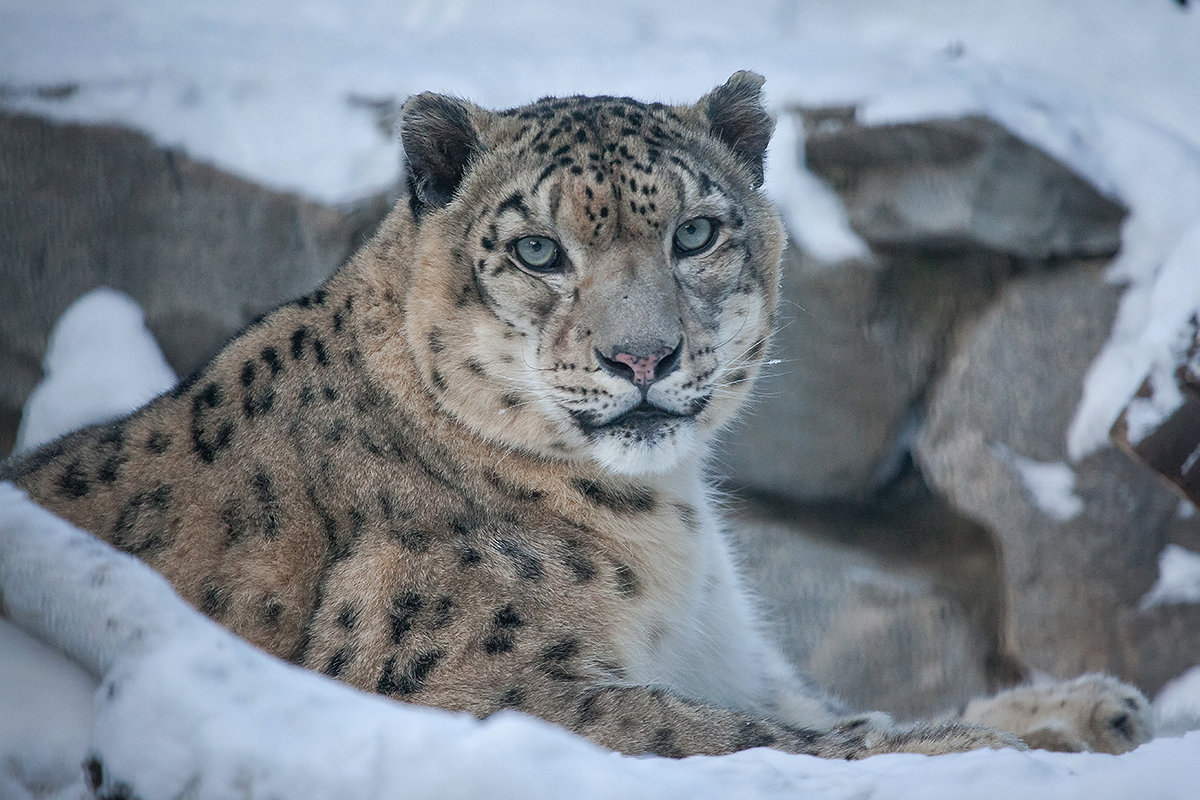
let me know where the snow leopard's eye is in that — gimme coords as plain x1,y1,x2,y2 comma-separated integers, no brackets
512,236,561,271
673,217,717,254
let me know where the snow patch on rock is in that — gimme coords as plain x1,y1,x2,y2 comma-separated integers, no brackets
1141,545,1200,611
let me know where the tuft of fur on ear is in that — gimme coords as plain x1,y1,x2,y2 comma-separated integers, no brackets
400,93,483,217
701,71,775,187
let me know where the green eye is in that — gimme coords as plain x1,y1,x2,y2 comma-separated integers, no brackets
512,236,561,271
673,217,716,254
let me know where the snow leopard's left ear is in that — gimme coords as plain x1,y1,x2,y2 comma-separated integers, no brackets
701,71,774,187
400,93,486,217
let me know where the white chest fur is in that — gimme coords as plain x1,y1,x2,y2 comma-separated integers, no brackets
605,466,833,725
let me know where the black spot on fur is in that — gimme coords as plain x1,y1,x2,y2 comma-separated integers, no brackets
112,484,174,556
735,720,778,751
650,727,684,758
97,454,124,484
432,596,454,628
389,525,431,553
253,470,281,540
577,691,603,725
200,578,232,617
485,470,545,503
571,478,656,514
495,538,544,581
57,460,89,498
497,191,530,218
484,602,523,654
291,327,308,360
191,382,234,463
459,546,483,567
323,647,351,678
313,337,329,366
146,430,171,454
428,328,445,354
431,370,447,392
261,346,283,376
220,497,247,544
323,418,348,443
498,687,526,708
257,595,284,628
389,592,424,643
242,361,276,419
377,650,445,696
614,563,639,597
541,637,581,681
307,487,349,561
296,289,328,308
562,540,596,583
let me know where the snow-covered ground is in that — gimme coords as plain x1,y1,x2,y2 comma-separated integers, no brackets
3,1,1200,797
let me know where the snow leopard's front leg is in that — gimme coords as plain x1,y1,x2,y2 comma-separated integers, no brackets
525,682,1020,758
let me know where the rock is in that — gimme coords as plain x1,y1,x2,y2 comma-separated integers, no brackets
917,262,1200,693
0,111,391,453
1111,314,1200,509
731,478,1025,719
803,110,1127,260
715,196,1009,503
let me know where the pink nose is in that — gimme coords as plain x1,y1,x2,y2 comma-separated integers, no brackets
610,346,675,387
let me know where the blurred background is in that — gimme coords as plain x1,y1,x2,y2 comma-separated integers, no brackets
2,0,1200,719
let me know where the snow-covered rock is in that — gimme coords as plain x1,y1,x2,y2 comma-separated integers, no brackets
14,288,176,453
0,111,388,437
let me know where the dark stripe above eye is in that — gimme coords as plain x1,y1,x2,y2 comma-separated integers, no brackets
497,192,530,218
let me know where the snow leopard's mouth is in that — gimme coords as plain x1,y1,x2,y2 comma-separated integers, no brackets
570,401,692,439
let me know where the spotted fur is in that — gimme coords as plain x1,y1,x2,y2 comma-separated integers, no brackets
2,73,1144,759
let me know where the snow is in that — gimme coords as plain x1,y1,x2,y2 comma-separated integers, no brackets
1141,544,1200,611
0,619,96,800
995,446,1085,523
1155,667,1200,740
3,480,1200,800
14,288,177,454
762,112,871,266
4,1,1200,797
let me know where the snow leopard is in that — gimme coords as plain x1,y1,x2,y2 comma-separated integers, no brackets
1,72,1151,759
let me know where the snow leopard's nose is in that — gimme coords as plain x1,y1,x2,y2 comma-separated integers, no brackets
596,340,682,390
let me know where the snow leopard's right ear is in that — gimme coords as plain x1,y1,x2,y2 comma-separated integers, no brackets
400,93,484,218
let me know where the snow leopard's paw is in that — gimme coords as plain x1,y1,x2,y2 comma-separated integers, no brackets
960,673,1151,754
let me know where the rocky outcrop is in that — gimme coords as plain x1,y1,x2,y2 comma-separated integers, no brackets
0,111,390,453
732,107,1200,699
801,110,1126,260
916,263,1200,691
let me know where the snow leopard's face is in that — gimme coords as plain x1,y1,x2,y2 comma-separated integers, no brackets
399,73,784,475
